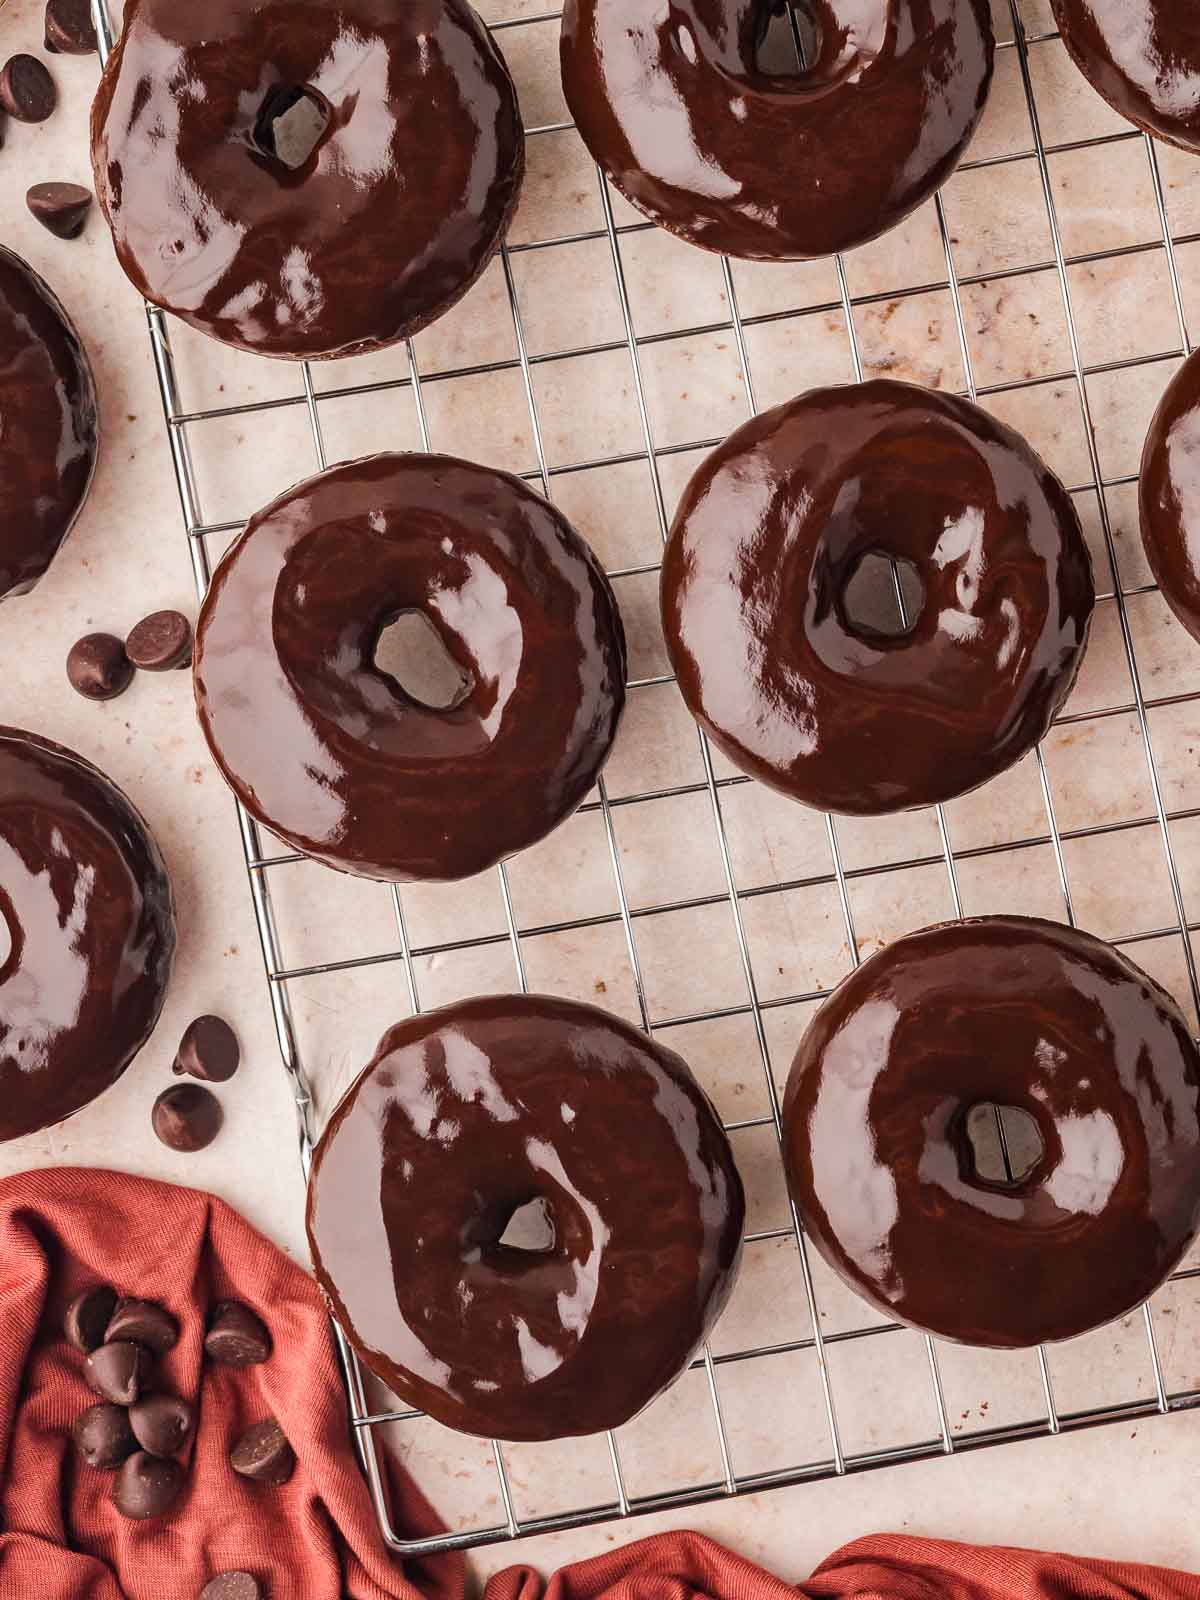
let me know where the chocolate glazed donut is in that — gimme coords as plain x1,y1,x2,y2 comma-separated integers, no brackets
193,453,626,882
661,380,1095,815
561,0,994,259
1050,3,1200,154
783,917,1200,1347
306,995,745,1441
0,729,175,1142
1140,346,1200,642
92,0,524,359
0,247,97,602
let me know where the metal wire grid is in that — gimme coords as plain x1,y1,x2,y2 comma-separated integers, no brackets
93,0,1200,1559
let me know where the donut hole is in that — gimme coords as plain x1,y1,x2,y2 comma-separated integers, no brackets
963,1102,1045,1187
253,83,330,171
0,898,13,976
373,610,473,711
756,2,821,75
498,1196,557,1254
840,550,925,640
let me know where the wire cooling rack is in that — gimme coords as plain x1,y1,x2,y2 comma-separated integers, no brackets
94,0,1200,1558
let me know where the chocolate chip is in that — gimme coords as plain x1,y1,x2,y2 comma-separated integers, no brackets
67,633,133,701
0,55,56,122
200,1574,262,1600
73,1403,137,1470
27,181,92,239
44,0,96,54
174,1014,239,1082
84,1341,151,1406
105,1298,179,1356
114,1451,184,1520
230,1418,294,1487
152,1084,223,1152
204,1301,271,1367
64,1284,118,1353
129,1393,194,1457
125,609,193,671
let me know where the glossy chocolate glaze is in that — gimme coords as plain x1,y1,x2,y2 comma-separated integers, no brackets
91,0,524,360
1051,2,1200,154
783,916,1200,1347
0,728,176,1143
661,380,1094,815
306,994,745,1440
561,0,994,260
0,247,98,602
1140,346,1200,643
193,453,626,882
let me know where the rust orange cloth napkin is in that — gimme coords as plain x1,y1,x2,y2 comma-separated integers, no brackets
0,1166,461,1599
2,1168,1198,1600
490,1529,1200,1600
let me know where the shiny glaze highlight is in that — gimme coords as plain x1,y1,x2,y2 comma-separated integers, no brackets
660,380,1095,815
91,0,524,360
0,247,97,602
783,916,1200,1347
1051,1,1200,154
193,453,626,882
1140,345,1200,643
561,0,994,260
306,994,745,1440
0,728,176,1143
